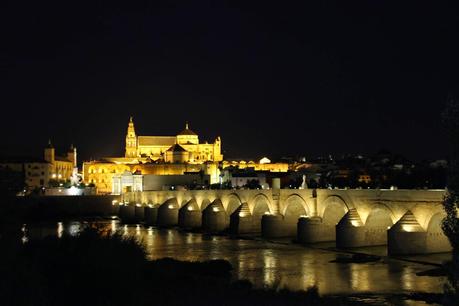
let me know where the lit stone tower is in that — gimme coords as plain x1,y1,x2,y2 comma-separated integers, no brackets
44,139,55,163
67,144,77,167
125,116,138,158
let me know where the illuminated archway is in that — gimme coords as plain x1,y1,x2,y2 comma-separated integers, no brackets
225,194,242,215
426,212,451,253
284,194,309,220
364,206,394,246
322,196,348,226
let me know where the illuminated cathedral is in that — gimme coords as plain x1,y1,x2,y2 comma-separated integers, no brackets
83,118,223,193
124,117,223,163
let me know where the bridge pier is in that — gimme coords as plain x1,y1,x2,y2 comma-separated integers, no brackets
261,214,283,238
202,200,228,233
229,203,253,235
336,208,366,248
157,199,179,227
261,215,297,238
178,200,201,229
111,200,120,215
335,208,392,248
134,204,145,223
297,217,336,243
119,204,136,223
144,205,158,225
387,211,452,255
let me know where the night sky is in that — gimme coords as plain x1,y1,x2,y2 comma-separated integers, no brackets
3,1,459,162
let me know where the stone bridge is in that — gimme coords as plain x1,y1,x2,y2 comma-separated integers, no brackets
119,188,451,255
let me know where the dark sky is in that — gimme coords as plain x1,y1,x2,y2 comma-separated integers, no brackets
2,1,459,162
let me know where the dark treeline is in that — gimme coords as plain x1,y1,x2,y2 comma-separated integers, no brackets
0,227,356,306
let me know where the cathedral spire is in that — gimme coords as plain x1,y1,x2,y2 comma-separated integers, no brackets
125,117,137,158
185,121,189,129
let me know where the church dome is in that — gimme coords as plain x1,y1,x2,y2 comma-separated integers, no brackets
178,122,197,136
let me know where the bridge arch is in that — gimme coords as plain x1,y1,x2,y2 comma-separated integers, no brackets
283,194,309,220
364,204,395,227
364,205,395,246
223,193,243,215
321,196,349,226
251,193,272,216
199,198,211,211
426,212,451,253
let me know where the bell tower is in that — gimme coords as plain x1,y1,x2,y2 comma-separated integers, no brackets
125,116,137,158
44,139,55,163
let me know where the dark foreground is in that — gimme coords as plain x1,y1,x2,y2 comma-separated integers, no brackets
0,227,326,306
0,226,446,306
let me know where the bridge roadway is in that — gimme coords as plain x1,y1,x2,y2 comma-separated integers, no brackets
118,188,451,255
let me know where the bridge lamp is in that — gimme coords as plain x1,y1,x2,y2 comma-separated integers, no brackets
239,212,248,217
187,206,194,211
136,203,142,207
148,204,154,208
401,224,417,232
112,200,118,205
212,206,220,212
168,204,175,209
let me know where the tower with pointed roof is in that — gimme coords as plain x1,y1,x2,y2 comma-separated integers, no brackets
125,117,138,158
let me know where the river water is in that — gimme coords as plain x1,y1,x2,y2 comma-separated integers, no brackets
24,220,448,305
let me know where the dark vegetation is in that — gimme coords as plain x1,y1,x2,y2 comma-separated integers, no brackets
0,226,360,306
442,96,459,304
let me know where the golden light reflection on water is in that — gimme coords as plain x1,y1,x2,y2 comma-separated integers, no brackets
20,221,447,297
262,249,277,286
299,254,318,290
401,266,416,291
57,222,64,238
111,220,117,232
350,264,371,291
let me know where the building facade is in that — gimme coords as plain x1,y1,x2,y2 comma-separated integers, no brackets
0,141,77,192
83,118,223,194
125,117,223,163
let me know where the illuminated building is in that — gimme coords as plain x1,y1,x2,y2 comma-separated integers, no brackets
0,141,76,191
221,159,289,172
125,117,222,162
83,118,292,194
84,161,220,194
83,118,222,194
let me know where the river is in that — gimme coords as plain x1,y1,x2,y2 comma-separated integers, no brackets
24,219,448,305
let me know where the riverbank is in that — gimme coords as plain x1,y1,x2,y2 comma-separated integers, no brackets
2,221,449,305
0,227,364,306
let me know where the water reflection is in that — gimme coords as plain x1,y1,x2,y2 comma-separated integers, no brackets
57,222,64,238
262,249,277,286
21,220,445,296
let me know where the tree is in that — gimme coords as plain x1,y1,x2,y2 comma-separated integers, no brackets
243,179,261,190
441,96,459,304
